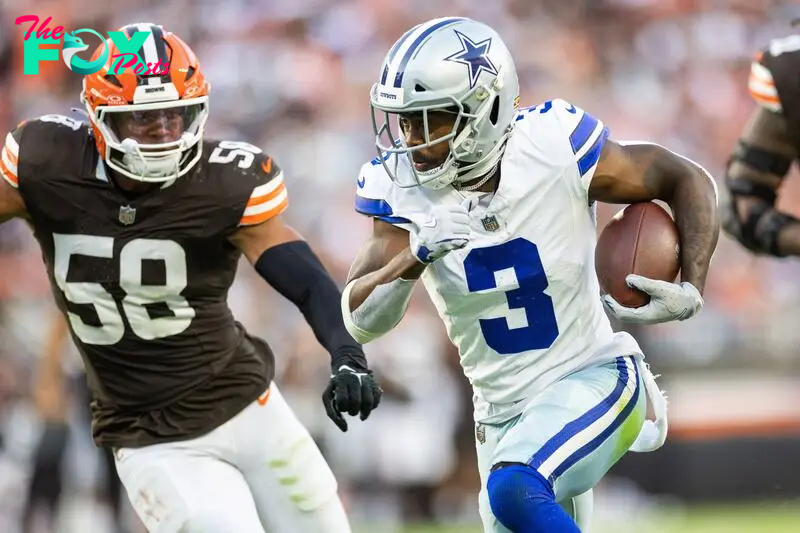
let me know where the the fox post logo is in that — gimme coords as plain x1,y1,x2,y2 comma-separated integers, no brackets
16,16,169,76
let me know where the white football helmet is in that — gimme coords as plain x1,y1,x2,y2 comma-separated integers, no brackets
370,17,520,189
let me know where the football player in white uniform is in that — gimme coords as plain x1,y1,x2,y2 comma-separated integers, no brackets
341,17,719,533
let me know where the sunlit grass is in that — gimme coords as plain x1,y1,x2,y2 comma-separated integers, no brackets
357,501,800,533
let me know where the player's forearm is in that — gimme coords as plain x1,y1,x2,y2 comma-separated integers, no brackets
660,157,720,293
298,276,367,365
348,248,424,310
342,250,422,344
254,240,367,367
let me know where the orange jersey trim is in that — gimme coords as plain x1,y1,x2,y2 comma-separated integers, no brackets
0,158,18,187
238,171,289,226
3,146,18,166
239,196,289,226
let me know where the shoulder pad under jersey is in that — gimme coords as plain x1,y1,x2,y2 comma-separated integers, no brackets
203,139,289,228
2,114,90,189
512,98,609,194
353,154,415,228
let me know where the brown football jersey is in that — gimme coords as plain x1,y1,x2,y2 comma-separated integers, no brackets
1,114,289,448
748,35,800,149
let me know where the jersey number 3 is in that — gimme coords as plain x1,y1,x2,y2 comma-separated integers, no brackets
53,234,195,345
464,238,558,355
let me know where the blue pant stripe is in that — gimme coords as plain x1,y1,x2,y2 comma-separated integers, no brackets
528,357,630,472
549,359,640,480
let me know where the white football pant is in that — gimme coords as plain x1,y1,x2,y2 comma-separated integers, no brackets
114,384,350,533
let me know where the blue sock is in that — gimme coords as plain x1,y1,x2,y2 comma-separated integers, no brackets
487,464,581,533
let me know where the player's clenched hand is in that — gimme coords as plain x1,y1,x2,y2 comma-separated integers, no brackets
409,199,472,264
602,274,703,325
323,364,383,432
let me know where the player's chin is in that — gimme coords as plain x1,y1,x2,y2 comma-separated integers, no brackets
411,155,444,172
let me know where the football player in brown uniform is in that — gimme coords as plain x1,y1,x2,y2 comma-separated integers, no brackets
0,23,381,532
723,33,800,256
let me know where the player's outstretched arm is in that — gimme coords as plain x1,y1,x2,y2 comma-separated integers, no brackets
589,139,718,324
722,106,800,256
230,218,382,432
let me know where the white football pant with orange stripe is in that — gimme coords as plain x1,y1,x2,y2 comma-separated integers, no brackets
114,385,350,532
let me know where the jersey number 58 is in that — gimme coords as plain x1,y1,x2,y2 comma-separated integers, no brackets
53,234,194,345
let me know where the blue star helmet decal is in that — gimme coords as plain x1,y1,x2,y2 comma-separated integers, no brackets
444,30,499,89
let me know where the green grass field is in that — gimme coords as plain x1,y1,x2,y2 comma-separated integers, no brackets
360,502,800,533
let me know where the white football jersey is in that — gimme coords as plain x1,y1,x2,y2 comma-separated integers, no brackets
355,99,642,423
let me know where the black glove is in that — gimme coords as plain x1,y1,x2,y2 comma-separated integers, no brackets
322,363,383,432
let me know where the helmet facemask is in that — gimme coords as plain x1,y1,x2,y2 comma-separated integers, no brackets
371,76,509,190
84,94,209,183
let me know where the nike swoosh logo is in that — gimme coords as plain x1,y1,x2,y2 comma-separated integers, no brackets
357,176,366,188
565,103,577,114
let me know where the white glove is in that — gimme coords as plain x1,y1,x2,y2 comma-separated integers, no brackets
409,199,472,264
602,274,703,325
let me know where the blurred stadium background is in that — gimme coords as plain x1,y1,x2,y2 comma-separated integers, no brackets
1,0,800,532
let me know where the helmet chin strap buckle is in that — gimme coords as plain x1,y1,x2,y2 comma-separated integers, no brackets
118,138,181,179
120,138,139,153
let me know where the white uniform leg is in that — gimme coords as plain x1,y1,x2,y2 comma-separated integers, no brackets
230,385,351,533
476,422,595,532
493,355,645,502
564,488,594,531
475,420,512,533
114,429,265,533
476,356,646,532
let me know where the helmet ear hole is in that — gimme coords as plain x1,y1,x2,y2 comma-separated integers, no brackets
489,96,500,125
414,83,427,92
105,74,122,88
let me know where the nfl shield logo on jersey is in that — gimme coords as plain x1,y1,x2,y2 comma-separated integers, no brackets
476,423,486,444
481,215,500,232
118,205,136,226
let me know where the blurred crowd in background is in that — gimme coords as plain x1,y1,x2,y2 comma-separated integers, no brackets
0,0,800,531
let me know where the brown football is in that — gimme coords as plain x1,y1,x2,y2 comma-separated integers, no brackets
595,202,681,308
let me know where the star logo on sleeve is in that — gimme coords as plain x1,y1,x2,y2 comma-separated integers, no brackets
444,30,499,89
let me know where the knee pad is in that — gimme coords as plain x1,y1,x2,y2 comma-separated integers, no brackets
487,463,554,526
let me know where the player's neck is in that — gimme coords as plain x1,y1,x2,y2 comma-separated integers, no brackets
455,167,501,194
108,166,160,198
